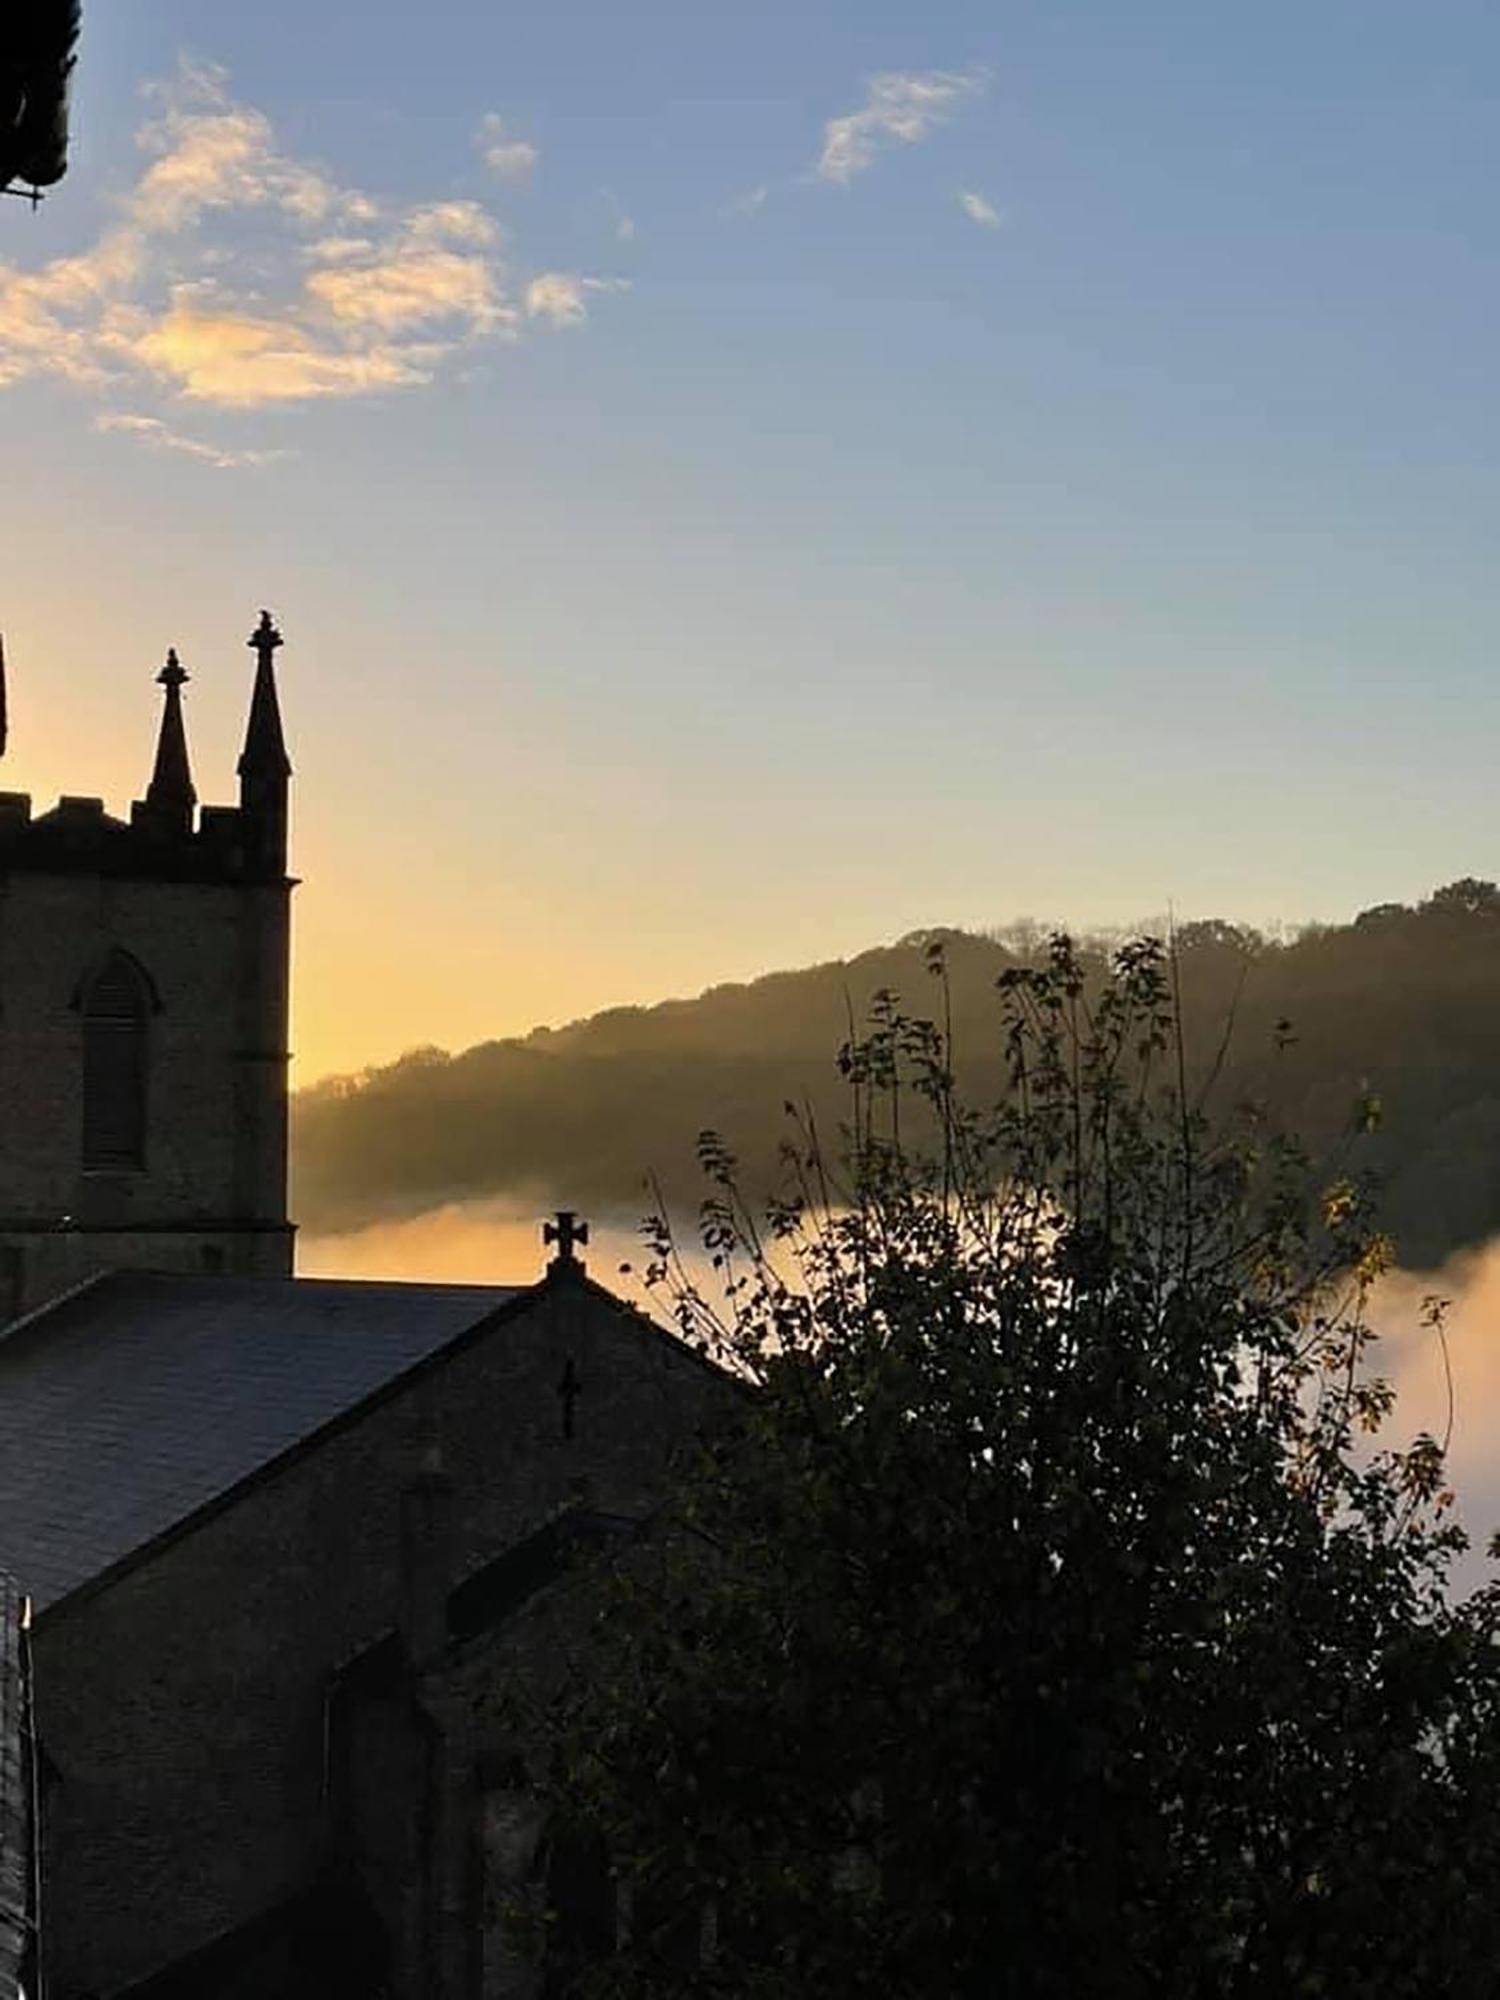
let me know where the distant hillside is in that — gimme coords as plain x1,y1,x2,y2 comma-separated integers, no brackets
292,882,1500,1268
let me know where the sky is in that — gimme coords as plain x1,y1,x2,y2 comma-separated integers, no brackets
4,1,1500,1085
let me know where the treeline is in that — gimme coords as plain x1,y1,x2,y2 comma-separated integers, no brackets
292,878,1500,1267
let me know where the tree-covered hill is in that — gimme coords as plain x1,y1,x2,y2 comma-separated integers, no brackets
292,880,1500,1267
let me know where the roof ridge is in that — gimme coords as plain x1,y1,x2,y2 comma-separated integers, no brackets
0,1265,119,1346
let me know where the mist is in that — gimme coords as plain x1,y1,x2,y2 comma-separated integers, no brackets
296,891,1500,1599
294,891,1500,1273
303,1195,1500,1605
301,1200,655,1299
1375,1242,1500,1595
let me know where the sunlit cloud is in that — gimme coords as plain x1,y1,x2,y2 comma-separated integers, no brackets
526,273,587,327
304,235,376,266
0,60,609,444
94,410,287,469
305,202,513,339
817,68,987,185
124,292,442,404
131,60,362,232
524,271,628,328
957,188,1002,228
305,256,508,335
475,111,538,182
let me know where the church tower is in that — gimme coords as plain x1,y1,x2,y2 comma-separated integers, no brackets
0,612,296,1322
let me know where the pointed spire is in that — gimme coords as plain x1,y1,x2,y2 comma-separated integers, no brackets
239,610,291,784
0,633,7,761
239,609,291,878
144,648,196,833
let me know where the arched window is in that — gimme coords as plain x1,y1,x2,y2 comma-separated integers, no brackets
81,952,151,1169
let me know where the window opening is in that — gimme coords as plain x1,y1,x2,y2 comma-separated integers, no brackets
82,953,150,1169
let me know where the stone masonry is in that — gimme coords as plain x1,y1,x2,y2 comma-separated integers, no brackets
27,1270,730,1997
0,615,294,1321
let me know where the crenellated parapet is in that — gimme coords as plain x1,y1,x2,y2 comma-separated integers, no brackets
0,614,294,886
0,789,282,884
0,611,296,1319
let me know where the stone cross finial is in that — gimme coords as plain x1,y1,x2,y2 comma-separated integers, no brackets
544,1210,589,1271
146,644,197,821
248,609,282,659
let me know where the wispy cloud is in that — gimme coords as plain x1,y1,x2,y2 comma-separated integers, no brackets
524,272,628,328
817,69,987,185
304,203,512,338
130,67,370,232
956,188,1002,228
475,111,538,182
0,61,616,448
94,411,286,468
601,188,636,243
722,183,768,220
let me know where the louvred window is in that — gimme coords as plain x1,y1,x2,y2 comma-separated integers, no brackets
82,954,149,1169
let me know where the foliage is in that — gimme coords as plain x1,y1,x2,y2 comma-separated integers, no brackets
536,935,1500,1998
296,884,1500,1269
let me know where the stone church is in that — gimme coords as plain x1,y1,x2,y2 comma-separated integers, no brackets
0,619,729,1997
0,613,292,1320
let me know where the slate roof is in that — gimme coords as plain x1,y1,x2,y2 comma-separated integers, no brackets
0,1272,526,1614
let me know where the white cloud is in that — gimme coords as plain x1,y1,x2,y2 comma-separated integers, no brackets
304,235,377,265
94,411,286,469
524,272,628,328
0,62,609,440
402,200,501,248
0,230,145,389
302,202,513,341
132,59,357,232
124,290,443,403
306,252,513,337
476,112,538,181
722,184,768,220
601,189,636,242
526,273,586,327
817,68,987,184
957,188,1002,228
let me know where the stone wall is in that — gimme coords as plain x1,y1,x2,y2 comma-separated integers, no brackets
0,865,293,1319
33,1280,729,1997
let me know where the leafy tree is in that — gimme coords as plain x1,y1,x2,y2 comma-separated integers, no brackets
295,884,1500,1268
1172,917,1265,956
536,936,1500,1998
1421,879,1500,918
1353,901,1410,930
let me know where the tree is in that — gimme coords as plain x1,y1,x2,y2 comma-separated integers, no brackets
535,937,1500,1995
1172,917,1265,957
1421,878,1500,918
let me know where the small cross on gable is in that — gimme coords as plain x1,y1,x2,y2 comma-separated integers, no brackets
543,1209,589,1273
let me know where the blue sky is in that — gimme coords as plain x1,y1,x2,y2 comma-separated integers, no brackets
4,0,1500,1078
